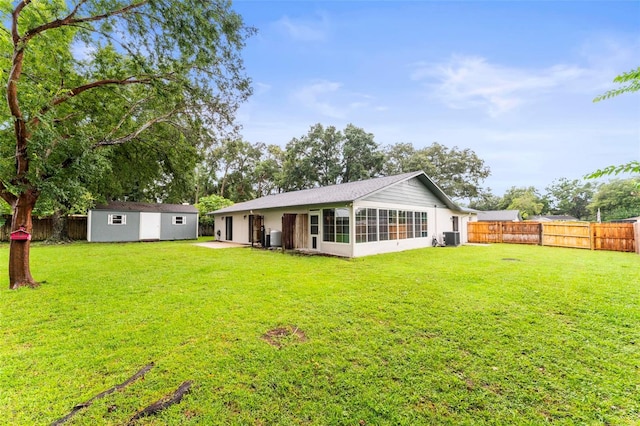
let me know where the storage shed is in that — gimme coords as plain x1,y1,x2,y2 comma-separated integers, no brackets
88,202,198,242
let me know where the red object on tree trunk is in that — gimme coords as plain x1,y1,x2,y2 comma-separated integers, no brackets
10,226,31,241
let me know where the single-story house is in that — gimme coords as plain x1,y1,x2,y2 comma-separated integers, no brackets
477,210,522,222
211,171,476,257
88,201,198,242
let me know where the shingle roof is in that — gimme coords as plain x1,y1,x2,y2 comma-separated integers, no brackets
477,210,521,221
93,201,198,214
213,171,463,214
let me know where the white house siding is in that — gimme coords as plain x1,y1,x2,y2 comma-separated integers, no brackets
364,177,444,208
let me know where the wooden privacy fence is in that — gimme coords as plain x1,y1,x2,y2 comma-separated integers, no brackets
468,222,541,245
468,221,638,253
0,216,88,242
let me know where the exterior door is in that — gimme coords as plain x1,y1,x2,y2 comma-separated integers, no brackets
139,212,161,240
282,214,296,249
310,213,319,250
225,216,233,241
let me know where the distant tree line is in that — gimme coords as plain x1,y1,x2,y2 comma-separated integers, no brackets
468,177,640,222
196,122,491,204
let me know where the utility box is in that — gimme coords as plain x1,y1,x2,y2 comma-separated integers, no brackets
444,231,460,247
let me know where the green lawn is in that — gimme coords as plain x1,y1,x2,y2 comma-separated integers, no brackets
1,241,639,425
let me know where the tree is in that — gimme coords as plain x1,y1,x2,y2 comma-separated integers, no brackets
544,178,597,220
280,124,343,191
195,194,234,226
1,0,253,288
383,142,490,200
341,124,384,183
253,144,284,197
468,190,502,211
588,178,640,221
499,186,546,219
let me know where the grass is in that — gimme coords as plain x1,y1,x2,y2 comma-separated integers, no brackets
1,241,639,425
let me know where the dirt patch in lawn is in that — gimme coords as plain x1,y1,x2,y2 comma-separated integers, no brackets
262,325,307,348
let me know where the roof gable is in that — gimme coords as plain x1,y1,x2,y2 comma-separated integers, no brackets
213,171,464,214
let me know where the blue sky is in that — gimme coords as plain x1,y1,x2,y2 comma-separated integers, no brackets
232,1,640,196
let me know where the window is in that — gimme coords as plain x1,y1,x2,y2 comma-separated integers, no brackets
310,214,319,235
367,208,378,242
356,208,378,243
398,211,407,239
388,209,398,240
379,210,389,241
322,209,335,242
108,214,126,225
172,216,186,225
335,208,350,243
406,211,414,239
355,208,367,243
420,212,428,237
323,208,349,244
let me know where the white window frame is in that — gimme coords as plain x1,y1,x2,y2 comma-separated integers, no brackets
172,215,187,225
108,214,126,225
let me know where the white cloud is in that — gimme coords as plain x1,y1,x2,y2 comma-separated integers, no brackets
275,13,329,42
291,80,384,119
292,80,345,118
412,55,589,117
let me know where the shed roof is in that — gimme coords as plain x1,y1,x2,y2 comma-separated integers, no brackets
93,201,198,214
213,171,467,215
477,210,521,222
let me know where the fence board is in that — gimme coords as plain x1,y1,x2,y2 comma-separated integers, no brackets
468,222,540,244
502,222,541,245
467,222,502,243
593,223,635,252
542,222,591,250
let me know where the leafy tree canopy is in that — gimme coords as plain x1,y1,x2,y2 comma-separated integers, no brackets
544,178,597,220
1,0,254,288
588,178,640,221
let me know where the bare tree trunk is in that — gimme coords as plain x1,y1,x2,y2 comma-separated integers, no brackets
9,190,39,289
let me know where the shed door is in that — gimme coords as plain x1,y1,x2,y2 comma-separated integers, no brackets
140,212,161,240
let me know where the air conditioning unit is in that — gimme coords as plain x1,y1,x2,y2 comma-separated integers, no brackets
443,231,460,247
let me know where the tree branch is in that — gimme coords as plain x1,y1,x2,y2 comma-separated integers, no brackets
30,77,154,127
22,1,148,45
91,112,178,149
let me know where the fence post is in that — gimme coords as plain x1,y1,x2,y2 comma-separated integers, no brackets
590,223,595,250
634,222,640,255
